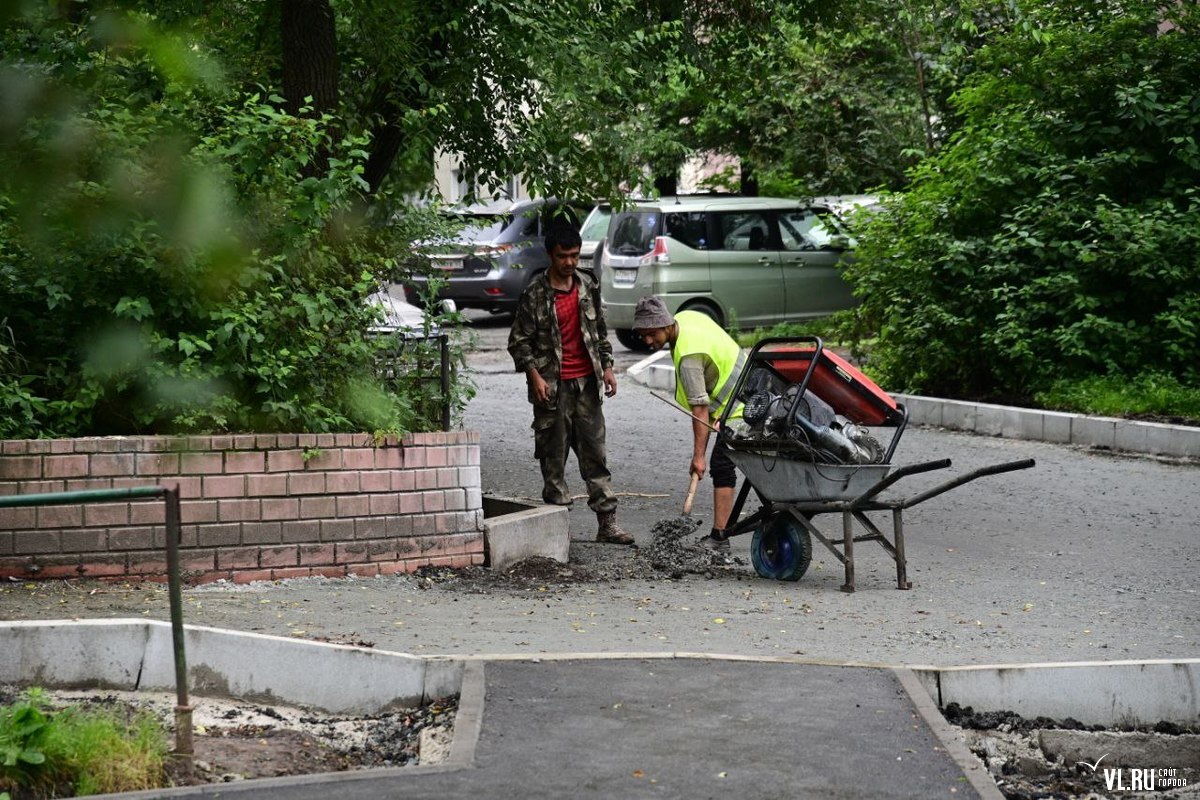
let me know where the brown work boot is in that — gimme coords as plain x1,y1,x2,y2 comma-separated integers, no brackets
596,510,635,545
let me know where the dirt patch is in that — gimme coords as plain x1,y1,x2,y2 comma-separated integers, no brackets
0,686,456,794
945,704,1199,799
411,517,742,592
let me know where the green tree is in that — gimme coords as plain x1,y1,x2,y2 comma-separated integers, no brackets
843,0,1200,399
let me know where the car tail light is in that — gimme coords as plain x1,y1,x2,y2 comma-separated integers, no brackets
473,243,513,257
484,287,505,296
641,236,670,266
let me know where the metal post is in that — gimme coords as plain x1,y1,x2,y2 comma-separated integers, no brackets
440,332,452,432
840,510,855,593
163,487,193,769
893,508,911,589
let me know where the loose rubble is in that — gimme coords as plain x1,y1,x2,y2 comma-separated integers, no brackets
945,703,1199,799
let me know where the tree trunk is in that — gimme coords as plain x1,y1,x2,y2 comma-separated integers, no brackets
281,0,339,115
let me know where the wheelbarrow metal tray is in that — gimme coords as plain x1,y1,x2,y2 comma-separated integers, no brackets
725,447,890,503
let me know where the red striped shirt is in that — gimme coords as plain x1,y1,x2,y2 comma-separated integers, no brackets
555,284,591,380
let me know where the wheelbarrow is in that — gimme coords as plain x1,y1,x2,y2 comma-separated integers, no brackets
715,337,1035,592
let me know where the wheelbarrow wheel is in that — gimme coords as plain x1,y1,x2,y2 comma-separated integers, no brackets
751,512,812,582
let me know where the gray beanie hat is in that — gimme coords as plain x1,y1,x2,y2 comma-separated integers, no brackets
632,296,675,330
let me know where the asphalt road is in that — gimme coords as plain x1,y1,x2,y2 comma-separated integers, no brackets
3,310,1197,668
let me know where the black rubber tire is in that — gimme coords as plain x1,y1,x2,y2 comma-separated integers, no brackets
751,511,813,581
679,300,724,328
615,328,652,352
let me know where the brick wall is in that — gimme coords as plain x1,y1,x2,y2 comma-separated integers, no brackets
0,432,483,584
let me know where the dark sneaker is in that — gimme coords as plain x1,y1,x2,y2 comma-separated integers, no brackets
697,534,732,564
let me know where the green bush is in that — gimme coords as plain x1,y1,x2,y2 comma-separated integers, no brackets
843,1,1200,402
0,7,460,438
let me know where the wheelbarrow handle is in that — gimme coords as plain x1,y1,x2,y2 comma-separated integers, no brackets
901,458,1036,509
850,458,952,508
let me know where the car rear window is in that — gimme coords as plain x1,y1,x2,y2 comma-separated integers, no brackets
455,214,510,243
608,211,659,256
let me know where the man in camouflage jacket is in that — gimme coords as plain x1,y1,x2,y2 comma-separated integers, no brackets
507,224,634,545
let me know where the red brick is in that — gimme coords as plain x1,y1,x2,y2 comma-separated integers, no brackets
436,468,457,488
261,498,298,520
321,518,355,540
377,561,415,576
247,473,288,497
126,556,170,576
23,480,65,494
386,516,414,537
304,449,341,470
160,476,202,499
1,441,29,454
275,434,298,448
203,475,246,498
296,434,318,448
181,500,219,524
218,498,260,522
359,471,391,492
267,450,305,472
136,453,180,476
25,440,52,453
254,435,279,449
232,568,274,584
281,520,320,543
180,452,223,475
413,469,437,489
232,435,257,449
344,562,380,577
225,451,265,474
109,527,157,550
36,505,82,529
335,541,368,561
188,570,232,586
398,493,422,514
422,491,446,513
217,548,261,570
78,558,129,578
356,518,389,540
130,501,165,526
374,448,403,469
43,455,89,478
288,473,325,495
300,544,337,565
0,507,36,529
259,545,298,568
426,448,448,467
315,434,336,448
325,471,360,494
209,436,233,450
336,495,369,518
242,521,282,544
0,456,42,479
299,496,336,519
60,528,106,551
64,477,115,492
444,489,466,511
369,494,399,516
404,449,427,468
271,567,311,580
180,550,216,573
342,449,374,470
310,566,348,579
197,523,240,547
391,471,416,492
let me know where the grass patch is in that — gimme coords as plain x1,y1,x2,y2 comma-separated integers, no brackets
0,688,168,798
1035,372,1200,424
734,316,852,349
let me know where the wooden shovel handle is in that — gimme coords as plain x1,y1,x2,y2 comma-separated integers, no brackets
683,473,699,515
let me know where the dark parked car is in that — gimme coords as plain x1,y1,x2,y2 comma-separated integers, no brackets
405,198,587,314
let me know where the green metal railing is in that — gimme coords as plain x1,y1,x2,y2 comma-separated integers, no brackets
0,486,193,764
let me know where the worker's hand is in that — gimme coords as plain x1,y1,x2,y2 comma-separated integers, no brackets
529,371,552,406
690,455,707,480
602,368,617,398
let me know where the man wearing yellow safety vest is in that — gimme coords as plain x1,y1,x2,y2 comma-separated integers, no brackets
632,296,748,559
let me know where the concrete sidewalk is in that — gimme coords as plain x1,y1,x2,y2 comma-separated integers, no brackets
106,657,997,800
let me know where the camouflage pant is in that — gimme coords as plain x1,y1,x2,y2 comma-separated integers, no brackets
531,375,617,513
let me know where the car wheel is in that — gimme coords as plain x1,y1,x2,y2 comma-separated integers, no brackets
615,329,652,352
750,511,812,582
679,300,724,328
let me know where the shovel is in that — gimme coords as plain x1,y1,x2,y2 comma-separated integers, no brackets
682,472,699,517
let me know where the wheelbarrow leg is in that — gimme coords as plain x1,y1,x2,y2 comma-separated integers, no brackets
840,510,855,593
893,508,912,589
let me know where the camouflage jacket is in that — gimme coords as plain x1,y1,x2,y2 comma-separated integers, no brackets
507,270,613,406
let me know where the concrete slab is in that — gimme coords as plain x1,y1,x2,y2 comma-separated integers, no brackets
1039,729,1200,770
482,494,568,570
1072,415,1118,450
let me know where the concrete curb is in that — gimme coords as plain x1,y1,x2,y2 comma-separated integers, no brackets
624,351,1200,459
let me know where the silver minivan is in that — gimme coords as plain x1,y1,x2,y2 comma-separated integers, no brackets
598,196,866,350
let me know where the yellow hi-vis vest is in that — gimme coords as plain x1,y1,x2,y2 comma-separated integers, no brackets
671,310,747,418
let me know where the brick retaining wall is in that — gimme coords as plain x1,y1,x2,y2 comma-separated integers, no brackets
0,432,483,583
